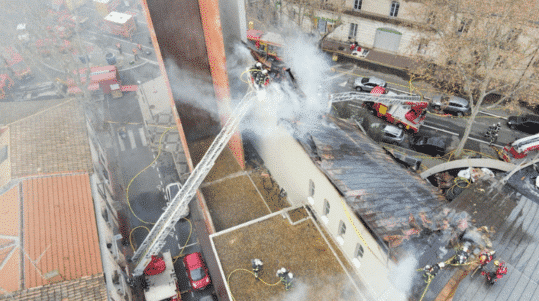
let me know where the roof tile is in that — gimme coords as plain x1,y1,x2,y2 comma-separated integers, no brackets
22,173,102,290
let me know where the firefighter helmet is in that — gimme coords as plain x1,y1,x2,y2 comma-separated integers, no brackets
255,62,262,69
494,260,500,266
262,69,268,75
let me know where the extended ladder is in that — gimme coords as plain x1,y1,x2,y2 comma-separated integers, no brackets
330,92,423,105
131,91,256,276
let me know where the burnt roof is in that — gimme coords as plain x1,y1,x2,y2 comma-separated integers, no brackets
289,117,453,252
450,169,539,300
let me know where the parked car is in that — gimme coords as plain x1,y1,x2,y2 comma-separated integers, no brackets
411,136,446,157
183,252,211,290
165,182,182,202
370,123,405,145
353,76,387,92
507,114,539,134
431,95,471,116
165,182,189,215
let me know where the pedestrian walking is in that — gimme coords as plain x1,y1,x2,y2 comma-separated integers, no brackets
132,48,139,61
137,43,142,51
116,43,122,54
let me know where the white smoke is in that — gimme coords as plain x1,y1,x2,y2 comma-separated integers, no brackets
240,31,333,139
388,253,418,298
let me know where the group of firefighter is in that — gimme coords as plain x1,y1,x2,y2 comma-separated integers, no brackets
248,62,290,90
420,240,508,295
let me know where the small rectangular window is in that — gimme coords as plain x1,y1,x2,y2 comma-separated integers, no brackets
353,0,362,10
309,179,315,197
318,19,327,34
355,243,364,258
349,23,358,39
390,1,400,17
323,199,330,216
338,220,346,236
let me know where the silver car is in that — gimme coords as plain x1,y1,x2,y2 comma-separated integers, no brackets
371,123,405,145
431,95,471,116
353,76,387,92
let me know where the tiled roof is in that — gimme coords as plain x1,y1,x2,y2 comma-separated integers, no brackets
8,99,92,178
0,173,102,293
290,117,450,250
0,274,107,301
0,184,21,292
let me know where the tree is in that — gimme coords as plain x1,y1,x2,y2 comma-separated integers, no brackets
409,0,539,158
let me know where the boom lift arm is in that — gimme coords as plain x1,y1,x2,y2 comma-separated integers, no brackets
330,92,422,105
131,91,256,276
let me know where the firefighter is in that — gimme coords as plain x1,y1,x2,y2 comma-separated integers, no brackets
452,245,470,265
423,262,445,280
116,42,122,55
250,65,269,89
482,260,507,284
276,267,293,290
478,250,495,270
251,258,263,279
132,48,139,61
137,43,143,52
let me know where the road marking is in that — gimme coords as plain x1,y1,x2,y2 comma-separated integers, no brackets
128,129,136,149
117,133,126,151
422,124,504,147
339,81,348,87
139,127,148,146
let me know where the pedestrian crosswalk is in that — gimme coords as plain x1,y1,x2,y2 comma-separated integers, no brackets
118,126,148,151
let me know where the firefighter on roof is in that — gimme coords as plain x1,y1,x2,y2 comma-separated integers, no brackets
478,250,496,270
423,262,445,280
482,260,508,284
452,245,471,265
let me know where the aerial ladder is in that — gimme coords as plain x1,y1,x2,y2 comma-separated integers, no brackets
130,89,257,277
329,92,428,133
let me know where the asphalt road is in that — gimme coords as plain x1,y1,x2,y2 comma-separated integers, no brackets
328,63,530,158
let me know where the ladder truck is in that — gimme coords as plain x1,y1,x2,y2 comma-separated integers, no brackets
130,85,258,300
330,92,429,133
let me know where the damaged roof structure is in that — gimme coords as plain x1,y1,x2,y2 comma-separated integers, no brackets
415,167,539,301
291,117,469,254
255,115,476,299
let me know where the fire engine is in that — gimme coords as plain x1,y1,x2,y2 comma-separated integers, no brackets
330,90,429,133
246,29,284,69
503,133,539,160
59,65,137,97
2,47,32,81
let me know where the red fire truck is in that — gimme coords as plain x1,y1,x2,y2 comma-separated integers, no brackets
2,47,32,81
330,90,429,133
503,133,539,160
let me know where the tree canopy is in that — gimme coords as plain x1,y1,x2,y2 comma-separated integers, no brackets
410,0,539,156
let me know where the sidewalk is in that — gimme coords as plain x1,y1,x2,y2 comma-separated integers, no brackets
321,38,415,72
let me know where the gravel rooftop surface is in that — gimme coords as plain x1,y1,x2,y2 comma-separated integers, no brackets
212,211,362,301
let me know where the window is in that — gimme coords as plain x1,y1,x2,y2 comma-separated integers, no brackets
349,23,358,39
323,199,330,216
457,19,471,34
353,0,362,10
355,243,364,258
309,179,315,197
389,1,400,17
318,19,327,34
338,220,346,236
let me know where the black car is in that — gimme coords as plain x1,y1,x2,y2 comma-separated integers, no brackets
507,114,539,134
411,136,446,157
